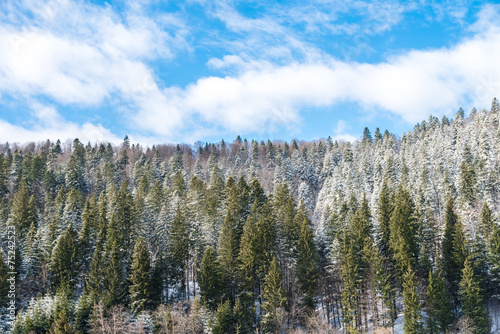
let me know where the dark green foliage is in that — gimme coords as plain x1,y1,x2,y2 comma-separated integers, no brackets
2,116,499,334
262,257,286,332
212,300,234,334
50,223,78,293
168,204,190,298
426,269,452,333
129,237,153,313
389,186,419,278
75,291,92,334
103,215,127,308
8,178,38,239
49,310,76,334
198,247,221,309
441,197,466,307
295,205,318,312
65,139,87,194
402,265,422,334
459,258,489,334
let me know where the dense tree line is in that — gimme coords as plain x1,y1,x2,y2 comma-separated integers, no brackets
1,99,500,333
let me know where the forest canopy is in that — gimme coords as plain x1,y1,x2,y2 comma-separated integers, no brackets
1,99,500,333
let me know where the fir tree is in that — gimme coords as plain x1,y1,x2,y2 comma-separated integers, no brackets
198,247,221,310
459,258,489,334
402,265,422,334
50,223,78,293
426,269,452,333
129,237,153,313
389,186,418,279
75,291,92,334
212,300,234,334
441,197,466,307
103,215,127,308
295,206,318,312
262,257,286,333
49,310,76,334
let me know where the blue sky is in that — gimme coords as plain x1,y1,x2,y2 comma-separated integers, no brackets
0,0,499,146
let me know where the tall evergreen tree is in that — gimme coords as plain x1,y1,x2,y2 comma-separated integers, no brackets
262,257,286,333
103,215,127,308
459,258,489,334
426,269,452,333
129,237,153,313
295,205,318,313
50,223,78,293
198,247,221,310
402,265,422,334
441,197,466,307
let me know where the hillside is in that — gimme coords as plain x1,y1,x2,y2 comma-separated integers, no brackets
1,99,500,333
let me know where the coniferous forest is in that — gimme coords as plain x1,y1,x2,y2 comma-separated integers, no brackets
2,100,500,333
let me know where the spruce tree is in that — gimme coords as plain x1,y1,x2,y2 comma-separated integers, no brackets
441,197,466,307
426,269,452,333
129,237,152,313
389,186,418,279
377,180,393,261
198,247,221,310
49,310,76,334
217,202,240,303
459,258,489,334
168,204,190,299
212,300,234,334
50,223,78,293
402,265,422,334
295,206,318,312
103,215,127,308
262,257,286,333
7,178,37,239
0,251,8,306
65,138,87,194
488,222,500,295
75,291,92,334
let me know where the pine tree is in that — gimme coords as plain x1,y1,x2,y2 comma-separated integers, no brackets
129,237,152,313
212,300,234,334
0,251,8,306
50,223,78,292
75,291,92,334
441,197,466,307
65,138,87,194
426,269,452,333
168,204,190,299
402,265,422,334
262,257,286,333
389,186,418,278
198,247,221,309
49,310,76,334
295,206,318,312
103,215,127,308
459,258,489,334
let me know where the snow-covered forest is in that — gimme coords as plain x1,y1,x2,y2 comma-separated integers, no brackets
2,99,500,333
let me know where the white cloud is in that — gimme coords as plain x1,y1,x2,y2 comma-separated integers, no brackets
148,4,500,138
0,1,499,144
0,105,122,144
0,0,189,141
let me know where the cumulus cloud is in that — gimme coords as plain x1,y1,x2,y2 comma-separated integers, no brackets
0,104,122,144
0,0,189,142
0,1,499,144
152,4,500,137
